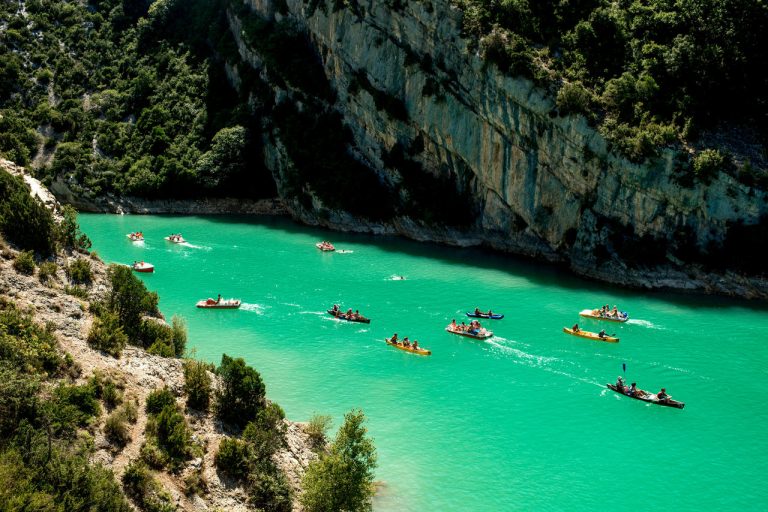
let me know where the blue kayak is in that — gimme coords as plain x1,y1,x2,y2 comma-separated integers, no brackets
466,312,504,320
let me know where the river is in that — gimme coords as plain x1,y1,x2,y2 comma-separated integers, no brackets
79,213,768,511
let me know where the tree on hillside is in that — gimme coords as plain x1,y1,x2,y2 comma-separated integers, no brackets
300,409,377,512
215,354,266,428
105,264,159,337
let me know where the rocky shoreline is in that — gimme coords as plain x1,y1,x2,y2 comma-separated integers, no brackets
13,161,764,300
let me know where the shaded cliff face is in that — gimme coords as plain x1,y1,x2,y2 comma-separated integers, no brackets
235,0,768,295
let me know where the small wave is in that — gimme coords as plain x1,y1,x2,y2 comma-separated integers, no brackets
279,302,301,308
180,242,211,250
240,303,265,314
356,329,369,334
299,311,326,316
626,319,663,329
336,250,354,254
388,275,406,281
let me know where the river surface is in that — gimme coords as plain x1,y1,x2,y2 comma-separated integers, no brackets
80,213,768,512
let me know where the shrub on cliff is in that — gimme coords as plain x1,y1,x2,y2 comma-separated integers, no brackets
38,261,57,283
104,409,131,447
122,460,175,512
305,414,333,450
0,299,63,375
87,311,128,357
12,250,35,275
145,387,176,415
215,437,250,479
216,354,266,428
67,258,92,284
300,409,377,512
183,359,212,411
693,149,727,181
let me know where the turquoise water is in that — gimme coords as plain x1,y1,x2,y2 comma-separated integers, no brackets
80,213,768,511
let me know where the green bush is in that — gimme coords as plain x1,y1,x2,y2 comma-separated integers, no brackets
123,400,139,423
13,250,35,275
0,364,40,438
64,285,89,299
145,387,176,415
0,170,55,257
556,81,594,119
183,359,212,411
693,149,726,180
243,402,286,460
300,410,377,512
122,460,175,512
87,311,128,357
67,258,92,284
305,414,332,449
216,354,266,428
170,316,187,356
0,299,64,375
38,261,57,283
51,382,101,428
104,409,130,447
56,204,92,251
155,404,191,461
248,467,293,512
215,437,250,480
106,264,159,340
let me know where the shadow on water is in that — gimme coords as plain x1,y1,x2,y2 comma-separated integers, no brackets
193,214,768,312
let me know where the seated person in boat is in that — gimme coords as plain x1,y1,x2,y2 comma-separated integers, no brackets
449,319,457,330
572,323,580,332
390,333,398,343
474,307,482,315
460,321,467,331
487,310,493,316
598,329,607,339
354,309,361,320
403,337,411,347
627,383,638,396
611,306,619,317
216,294,221,304
616,376,625,393
657,388,669,401
412,340,419,349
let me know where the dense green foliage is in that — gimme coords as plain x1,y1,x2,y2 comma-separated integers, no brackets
67,258,92,284
0,301,131,511
87,310,128,357
214,407,292,511
13,250,36,275
0,0,275,200
300,409,377,512
122,461,175,512
454,0,768,163
183,359,212,411
0,170,55,256
145,387,176,415
216,353,267,428
143,387,195,469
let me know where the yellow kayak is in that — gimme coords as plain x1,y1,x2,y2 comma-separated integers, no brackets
562,327,619,343
385,338,431,356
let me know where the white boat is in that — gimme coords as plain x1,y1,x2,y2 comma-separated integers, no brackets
164,234,186,244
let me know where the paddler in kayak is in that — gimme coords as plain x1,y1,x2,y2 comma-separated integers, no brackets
616,376,626,393
657,388,670,401
572,323,580,332
627,382,638,397
598,329,607,339
402,337,411,347
412,340,419,350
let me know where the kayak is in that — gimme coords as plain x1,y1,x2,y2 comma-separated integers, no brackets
132,261,154,273
196,298,241,309
327,309,371,324
607,384,685,409
445,327,493,340
579,309,629,322
385,338,431,356
562,327,619,343
316,242,335,251
164,235,186,244
466,312,504,320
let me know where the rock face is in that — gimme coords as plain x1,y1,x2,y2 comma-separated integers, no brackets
222,0,768,298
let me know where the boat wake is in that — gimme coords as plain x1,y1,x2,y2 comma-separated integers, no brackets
179,242,211,250
240,303,265,314
388,275,406,281
486,337,604,387
626,319,663,329
336,249,354,254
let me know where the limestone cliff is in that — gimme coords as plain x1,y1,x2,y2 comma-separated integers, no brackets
221,0,768,298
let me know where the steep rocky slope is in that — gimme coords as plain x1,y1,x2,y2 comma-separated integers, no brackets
212,0,767,298
0,161,317,511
